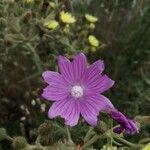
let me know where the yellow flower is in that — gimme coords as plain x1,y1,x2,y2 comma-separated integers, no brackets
44,20,59,30
60,11,76,24
89,23,95,29
26,0,34,3
143,144,150,150
49,2,56,9
88,35,99,47
85,14,98,23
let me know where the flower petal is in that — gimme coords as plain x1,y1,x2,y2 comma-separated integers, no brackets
85,75,115,94
127,119,139,134
48,97,80,126
57,56,73,83
42,71,67,86
80,94,114,126
113,126,124,134
72,53,87,81
42,85,69,101
42,71,69,101
81,60,104,82
58,53,87,83
110,110,139,135
64,100,80,126
80,101,98,126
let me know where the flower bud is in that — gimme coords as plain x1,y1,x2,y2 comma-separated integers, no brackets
38,122,53,136
12,136,27,149
38,122,53,146
94,121,108,134
4,34,14,47
89,23,95,29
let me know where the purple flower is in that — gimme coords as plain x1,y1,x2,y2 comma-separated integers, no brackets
109,110,139,134
42,53,115,127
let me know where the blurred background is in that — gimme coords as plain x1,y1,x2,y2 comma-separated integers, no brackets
0,0,149,149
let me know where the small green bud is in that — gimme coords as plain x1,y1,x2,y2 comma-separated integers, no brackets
12,136,27,149
4,34,14,47
0,17,7,28
38,122,53,136
38,122,53,146
94,121,108,134
0,128,7,141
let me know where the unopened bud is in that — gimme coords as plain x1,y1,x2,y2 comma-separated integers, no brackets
12,136,27,149
94,121,108,134
38,122,53,136
38,122,53,146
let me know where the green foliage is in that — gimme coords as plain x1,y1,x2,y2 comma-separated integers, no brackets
0,0,150,149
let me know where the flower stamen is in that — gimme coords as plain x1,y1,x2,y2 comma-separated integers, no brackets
71,85,84,98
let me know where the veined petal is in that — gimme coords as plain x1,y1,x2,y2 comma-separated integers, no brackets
72,53,87,81
81,60,104,83
64,100,80,126
80,101,98,126
57,56,73,83
42,85,69,101
58,53,87,83
48,97,80,126
42,71,67,86
80,94,114,126
110,110,139,135
85,75,115,94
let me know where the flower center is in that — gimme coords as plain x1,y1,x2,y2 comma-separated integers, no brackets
71,85,84,98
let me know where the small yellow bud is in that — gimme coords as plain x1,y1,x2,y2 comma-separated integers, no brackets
85,14,98,23
49,2,56,9
44,20,59,30
60,11,76,24
89,23,95,29
88,35,99,47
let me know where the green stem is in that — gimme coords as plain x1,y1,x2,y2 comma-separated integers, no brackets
83,134,105,148
66,126,74,145
84,127,94,143
25,43,43,72
113,134,142,149
6,136,13,142
10,24,43,73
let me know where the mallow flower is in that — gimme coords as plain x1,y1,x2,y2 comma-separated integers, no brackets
41,53,139,134
42,53,115,126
